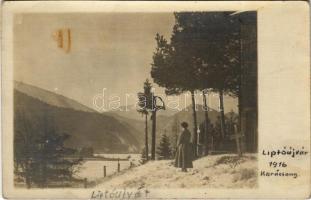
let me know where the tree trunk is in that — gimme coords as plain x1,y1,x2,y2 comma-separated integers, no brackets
202,90,209,155
145,113,149,160
26,175,31,189
238,23,243,133
190,90,198,157
25,162,31,189
219,90,226,139
151,110,157,160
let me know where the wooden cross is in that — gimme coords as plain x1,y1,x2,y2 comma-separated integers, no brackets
229,124,244,157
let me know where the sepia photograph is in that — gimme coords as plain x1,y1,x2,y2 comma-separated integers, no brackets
12,11,258,189
2,1,310,199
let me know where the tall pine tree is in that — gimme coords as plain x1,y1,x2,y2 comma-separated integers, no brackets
152,12,241,155
175,12,241,139
151,32,200,158
137,79,153,161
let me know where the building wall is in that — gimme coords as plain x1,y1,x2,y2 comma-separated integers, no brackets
239,12,258,152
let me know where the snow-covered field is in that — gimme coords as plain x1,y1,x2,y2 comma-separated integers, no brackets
95,154,257,189
94,154,141,161
74,154,141,181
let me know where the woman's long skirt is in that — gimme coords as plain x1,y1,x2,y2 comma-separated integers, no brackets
174,143,193,168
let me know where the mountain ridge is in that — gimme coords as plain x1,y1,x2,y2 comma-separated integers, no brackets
14,81,96,113
14,83,142,153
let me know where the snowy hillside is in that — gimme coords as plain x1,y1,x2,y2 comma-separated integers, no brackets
96,154,257,188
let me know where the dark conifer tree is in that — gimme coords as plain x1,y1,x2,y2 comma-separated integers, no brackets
140,147,147,164
14,109,82,188
156,134,172,160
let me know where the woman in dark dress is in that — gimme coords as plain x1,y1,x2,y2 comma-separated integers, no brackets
174,122,193,172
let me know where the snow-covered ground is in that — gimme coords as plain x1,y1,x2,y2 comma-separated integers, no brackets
74,160,132,181
74,154,141,181
94,154,141,161
95,154,257,189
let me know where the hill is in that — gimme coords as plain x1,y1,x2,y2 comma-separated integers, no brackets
107,105,180,121
156,104,220,135
108,104,222,146
14,84,142,153
14,81,94,112
105,112,145,145
105,102,239,151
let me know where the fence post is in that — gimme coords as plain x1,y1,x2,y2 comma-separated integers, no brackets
117,158,120,172
103,166,106,177
233,124,243,157
84,178,87,188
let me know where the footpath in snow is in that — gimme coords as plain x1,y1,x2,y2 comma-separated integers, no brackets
95,154,257,189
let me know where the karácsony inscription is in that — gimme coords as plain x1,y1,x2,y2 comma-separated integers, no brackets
260,146,308,179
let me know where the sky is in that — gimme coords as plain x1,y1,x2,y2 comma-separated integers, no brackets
14,13,238,113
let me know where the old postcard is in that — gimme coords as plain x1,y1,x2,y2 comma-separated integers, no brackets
1,1,310,199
